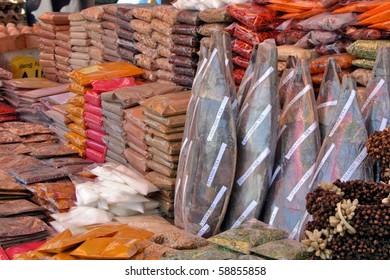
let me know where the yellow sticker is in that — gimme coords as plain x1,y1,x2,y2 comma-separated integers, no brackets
11,56,43,79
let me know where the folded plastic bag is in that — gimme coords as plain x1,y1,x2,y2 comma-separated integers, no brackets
69,62,144,86
309,53,355,74
360,46,390,136
226,3,276,31
298,12,356,31
315,40,353,56
223,40,278,230
295,30,342,49
347,40,390,60
64,132,87,149
317,58,342,141
263,59,321,240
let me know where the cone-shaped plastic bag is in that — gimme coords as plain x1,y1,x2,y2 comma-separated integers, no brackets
174,42,209,230
309,75,373,191
174,31,237,238
222,40,278,230
262,59,321,240
317,58,342,142
236,44,259,111
360,46,390,136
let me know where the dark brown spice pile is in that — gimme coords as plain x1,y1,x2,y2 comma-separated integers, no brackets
366,126,390,182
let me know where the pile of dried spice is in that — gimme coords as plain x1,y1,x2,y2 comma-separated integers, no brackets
366,126,390,182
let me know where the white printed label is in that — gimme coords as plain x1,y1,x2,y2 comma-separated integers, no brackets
238,102,249,120
288,220,301,240
207,143,227,187
197,224,210,237
285,122,318,160
379,118,388,131
232,200,258,228
270,165,281,186
309,143,336,189
246,67,275,100
182,174,189,192
237,147,270,186
361,79,385,112
241,105,272,146
193,57,208,86
287,164,316,202
277,125,287,141
329,90,356,137
297,211,310,238
232,99,238,111
269,206,279,226
207,96,229,141
281,85,311,119
180,137,189,154
199,186,227,227
280,70,294,87
317,100,338,109
176,177,181,190
341,147,368,182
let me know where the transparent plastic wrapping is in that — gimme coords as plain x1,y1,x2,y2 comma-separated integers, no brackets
262,59,321,240
173,66,196,77
124,148,149,174
223,40,278,230
80,6,105,22
197,23,229,37
84,103,102,117
64,132,87,149
124,122,146,141
116,18,133,32
231,23,277,46
351,68,372,87
169,56,198,68
276,30,307,46
132,8,153,22
177,10,200,26
85,148,106,163
37,29,56,40
199,8,233,23
144,134,182,155
130,19,152,35
347,40,390,60
346,27,382,41
151,19,173,37
295,30,342,49
55,40,72,51
118,47,137,62
315,40,353,56
155,58,174,71
154,70,174,81
136,42,159,59
360,46,390,136
69,62,143,86
139,91,191,117
117,39,137,52
39,12,71,25
116,28,134,41
172,75,194,88
317,58,342,142
172,25,198,36
174,32,237,238
0,121,52,136
134,32,158,49
298,12,356,31
151,31,173,49
123,107,146,130
309,53,355,74
277,45,318,62
157,45,174,58
134,54,157,71
277,56,297,110
146,127,183,142
171,45,198,58
153,5,180,26
116,7,133,21
225,3,277,31
67,114,85,127
309,75,373,193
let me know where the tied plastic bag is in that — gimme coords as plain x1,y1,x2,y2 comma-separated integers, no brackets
278,56,297,110
309,75,373,192
317,58,342,142
262,59,321,240
222,40,279,231
360,46,390,136
174,32,237,238
69,62,144,86
295,30,342,49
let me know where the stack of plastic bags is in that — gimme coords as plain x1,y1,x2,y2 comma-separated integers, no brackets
49,162,160,232
0,101,17,123
116,6,140,66
65,62,143,161
68,12,91,70
170,10,202,88
225,3,277,87
38,12,71,82
138,90,191,218
101,5,121,62
82,6,106,65
103,83,182,168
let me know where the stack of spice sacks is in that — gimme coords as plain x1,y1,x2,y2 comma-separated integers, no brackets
104,83,183,167
171,10,202,88
65,62,144,161
151,5,181,86
55,30,72,83
38,12,71,82
116,6,140,65
138,90,191,218
225,3,278,87
101,5,121,62
131,6,158,83
68,13,91,71
86,76,138,164
81,6,106,65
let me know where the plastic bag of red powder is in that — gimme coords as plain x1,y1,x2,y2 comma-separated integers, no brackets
91,77,136,93
84,112,104,127
232,56,250,69
233,68,245,85
0,246,8,260
225,3,277,32
0,102,16,115
84,103,103,117
84,90,102,107
227,22,277,46
85,148,106,163
86,129,106,145
4,241,46,260
232,39,253,60
86,139,108,154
